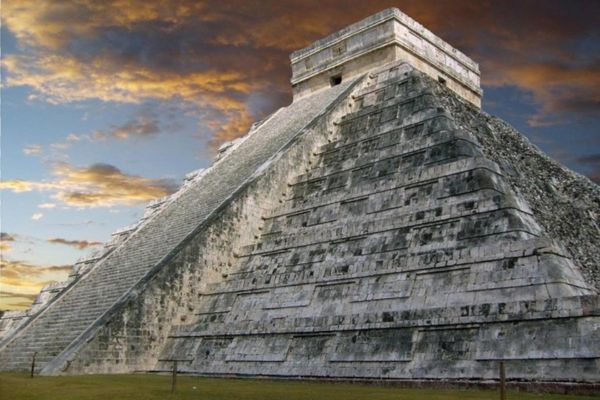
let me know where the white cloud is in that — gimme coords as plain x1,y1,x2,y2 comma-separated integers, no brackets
23,144,43,156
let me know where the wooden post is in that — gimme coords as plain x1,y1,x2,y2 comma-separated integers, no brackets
30,352,37,378
171,360,178,393
499,361,506,400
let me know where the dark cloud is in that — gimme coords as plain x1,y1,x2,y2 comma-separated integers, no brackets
92,113,162,140
0,233,17,252
0,233,16,242
47,238,102,249
577,154,600,165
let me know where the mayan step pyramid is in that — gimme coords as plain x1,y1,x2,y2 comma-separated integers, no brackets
1,8,598,385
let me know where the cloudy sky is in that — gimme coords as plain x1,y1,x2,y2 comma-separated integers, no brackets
1,0,599,310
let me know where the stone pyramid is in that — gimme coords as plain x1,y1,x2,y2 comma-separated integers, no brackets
1,8,598,386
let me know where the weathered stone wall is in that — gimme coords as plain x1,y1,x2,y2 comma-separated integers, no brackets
291,46,397,101
434,82,600,290
0,311,28,341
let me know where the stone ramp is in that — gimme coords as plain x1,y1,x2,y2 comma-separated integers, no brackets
0,79,357,373
156,63,599,382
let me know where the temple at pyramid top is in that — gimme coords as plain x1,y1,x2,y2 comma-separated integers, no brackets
290,8,482,107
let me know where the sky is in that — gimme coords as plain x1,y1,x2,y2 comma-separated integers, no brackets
1,0,599,310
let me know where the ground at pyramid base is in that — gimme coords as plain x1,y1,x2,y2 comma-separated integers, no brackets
0,8,598,390
1,373,599,399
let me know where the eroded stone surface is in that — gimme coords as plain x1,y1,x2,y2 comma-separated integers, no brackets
433,86,600,290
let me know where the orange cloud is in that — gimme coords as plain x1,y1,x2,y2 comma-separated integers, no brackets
1,0,289,146
1,162,178,208
0,259,71,310
0,291,38,310
52,163,178,207
0,180,59,193
482,60,600,127
2,54,256,103
47,238,102,250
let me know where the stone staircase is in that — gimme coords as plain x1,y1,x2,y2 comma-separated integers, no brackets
0,244,158,371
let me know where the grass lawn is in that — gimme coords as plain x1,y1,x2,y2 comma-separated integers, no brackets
0,373,596,400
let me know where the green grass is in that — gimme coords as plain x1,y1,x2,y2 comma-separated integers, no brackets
0,373,595,400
